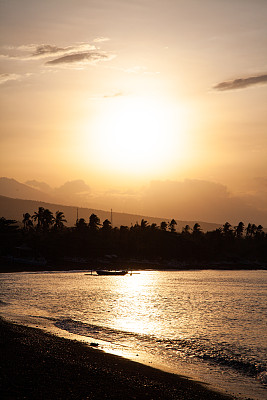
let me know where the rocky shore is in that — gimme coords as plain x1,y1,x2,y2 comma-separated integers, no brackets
0,318,238,399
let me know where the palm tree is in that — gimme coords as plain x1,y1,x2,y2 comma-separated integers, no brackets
160,221,167,231
193,223,201,234
140,219,149,230
223,222,232,236
42,209,54,230
256,225,263,236
76,218,88,230
54,211,67,230
150,223,158,231
235,222,244,238
182,224,191,234
250,224,257,237
102,219,112,231
245,223,252,237
89,213,100,230
32,207,45,229
22,213,33,230
169,219,177,233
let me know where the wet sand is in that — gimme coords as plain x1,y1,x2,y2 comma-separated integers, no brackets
0,318,238,399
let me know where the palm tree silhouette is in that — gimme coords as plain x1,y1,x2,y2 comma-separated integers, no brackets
169,219,177,233
223,222,232,236
256,225,263,236
89,213,100,230
32,207,45,229
235,222,244,238
102,219,112,231
193,223,201,234
182,224,191,234
22,213,33,230
160,221,167,231
42,209,54,230
54,211,67,230
141,219,149,230
250,224,257,237
246,223,252,237
75,218,88,231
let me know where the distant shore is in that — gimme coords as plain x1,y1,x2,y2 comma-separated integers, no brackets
0,318,237,400
1,255,267,273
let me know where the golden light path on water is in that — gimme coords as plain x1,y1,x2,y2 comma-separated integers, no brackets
108,272,161,335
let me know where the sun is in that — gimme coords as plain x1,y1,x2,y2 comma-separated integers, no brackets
83,95,188,177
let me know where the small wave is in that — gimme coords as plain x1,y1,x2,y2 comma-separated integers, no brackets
158,338,266,379
54,318,150,345
54,318,267,383
258,371,267,385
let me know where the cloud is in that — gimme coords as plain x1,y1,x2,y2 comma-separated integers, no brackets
46,51,114,66
66,178,267,226
0,42,114,67
19,177,267,226
0,73,20,84
30,43,97,59
0,44,69,60
103,92,124,98
140,179,267,225
25,180,53,193
31,44,74,58
93,37,110,43
214,73,267,91
55,180,91,195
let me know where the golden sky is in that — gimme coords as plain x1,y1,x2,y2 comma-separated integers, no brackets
1,0,267,224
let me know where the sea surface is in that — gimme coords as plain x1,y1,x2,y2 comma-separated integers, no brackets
0,269,266,399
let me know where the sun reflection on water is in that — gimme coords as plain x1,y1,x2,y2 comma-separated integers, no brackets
108,272,162,336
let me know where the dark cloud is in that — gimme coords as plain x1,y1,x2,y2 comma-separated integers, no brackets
32,44,70,57
46,51,112,65
30,43,97,59
0,42,112,65
214,74,267,91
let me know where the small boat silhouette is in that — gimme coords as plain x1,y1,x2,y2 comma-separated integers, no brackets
96,270,128,276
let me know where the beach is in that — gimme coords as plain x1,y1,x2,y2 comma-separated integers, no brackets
0,318,238,400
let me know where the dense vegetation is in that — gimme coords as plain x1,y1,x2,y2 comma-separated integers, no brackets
1,207,267,270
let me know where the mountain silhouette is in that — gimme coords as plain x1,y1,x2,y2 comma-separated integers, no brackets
0,194,221,231
0,177,54,203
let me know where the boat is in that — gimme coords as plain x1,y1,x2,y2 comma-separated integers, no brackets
96,270,128,276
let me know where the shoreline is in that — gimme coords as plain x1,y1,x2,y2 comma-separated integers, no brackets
0,318,238,400
1,256,267,274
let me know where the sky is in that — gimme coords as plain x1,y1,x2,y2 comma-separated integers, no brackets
1,0,267,225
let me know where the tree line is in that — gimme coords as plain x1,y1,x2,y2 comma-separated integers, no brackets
0,207,267,268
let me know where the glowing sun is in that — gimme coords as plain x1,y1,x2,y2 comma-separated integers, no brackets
85,96,188,176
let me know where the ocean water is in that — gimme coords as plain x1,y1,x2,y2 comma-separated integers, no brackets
0,269,266,399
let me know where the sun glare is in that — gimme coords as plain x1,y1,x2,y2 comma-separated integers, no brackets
82,96,189,177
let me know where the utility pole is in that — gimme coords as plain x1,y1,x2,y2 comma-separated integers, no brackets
111,208,113,228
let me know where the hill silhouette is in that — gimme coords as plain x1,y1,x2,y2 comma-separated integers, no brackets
0,177,54,203
0,194,221,232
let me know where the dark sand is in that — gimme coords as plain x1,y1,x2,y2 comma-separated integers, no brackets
0,318,238,400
